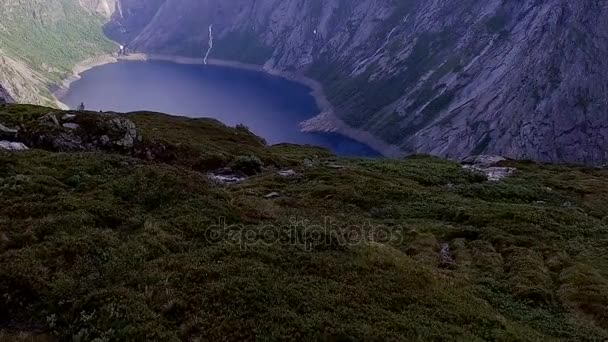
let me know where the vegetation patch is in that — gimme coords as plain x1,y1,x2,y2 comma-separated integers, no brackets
0,104,607,340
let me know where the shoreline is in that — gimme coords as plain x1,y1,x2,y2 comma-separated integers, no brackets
52,54,119,109
53,53,403,158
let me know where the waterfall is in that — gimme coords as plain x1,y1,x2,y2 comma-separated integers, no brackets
203,24,214,65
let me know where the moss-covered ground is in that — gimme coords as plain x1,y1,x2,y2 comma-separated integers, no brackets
0,104,607,341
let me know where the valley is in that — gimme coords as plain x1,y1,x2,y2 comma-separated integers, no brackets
1,0,607,164
0,1,607,339
105,0,608,165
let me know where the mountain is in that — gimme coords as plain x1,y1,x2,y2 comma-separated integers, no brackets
0,84,12,104
0,0,115,106
106,0,608,165
1,103,607,340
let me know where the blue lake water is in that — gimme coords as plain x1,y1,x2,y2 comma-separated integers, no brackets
61,60,378,157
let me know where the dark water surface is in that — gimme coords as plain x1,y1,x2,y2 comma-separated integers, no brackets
62,60,378,157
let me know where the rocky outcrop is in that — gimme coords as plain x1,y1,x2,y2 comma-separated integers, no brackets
78,0,118,18
0,84,13,104
17,111,141,152
0,141,28,151
462,155,516,182
108,0,608,165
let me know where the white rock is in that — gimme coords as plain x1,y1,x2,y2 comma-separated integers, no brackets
265,192,281,199
0,123,17,134
208,173,246,185
62,114,77,121
62,123,80,130
0,141,28,151
278,169,298,177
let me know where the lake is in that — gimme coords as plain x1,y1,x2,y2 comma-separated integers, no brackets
61,60,378,157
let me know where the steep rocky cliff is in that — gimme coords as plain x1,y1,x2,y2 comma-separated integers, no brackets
78,0,118,18
0,84,13,104
107,0,608,165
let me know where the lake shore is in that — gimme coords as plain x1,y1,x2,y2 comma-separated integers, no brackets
54,53,403,158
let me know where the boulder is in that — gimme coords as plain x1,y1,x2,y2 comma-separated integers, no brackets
265,192,281,199
208,167,247,185
0,141,28,151
278,169,298,177
0,122,18,140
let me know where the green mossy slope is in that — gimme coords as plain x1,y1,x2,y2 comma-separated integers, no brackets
0,104,607,341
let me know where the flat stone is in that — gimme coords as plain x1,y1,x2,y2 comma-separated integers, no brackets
62,114,77,121
40,113,60,127
208,173,246,185
62,123,80,130
326,163,345,169
278,169,298,177
0,141,28,151
265,192,281,199
0,123,17,134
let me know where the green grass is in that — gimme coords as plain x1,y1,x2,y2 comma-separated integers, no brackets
0,0,115,104
0,104,607,340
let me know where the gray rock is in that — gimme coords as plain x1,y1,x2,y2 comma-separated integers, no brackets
62,123,80,130
208,168,247,185
39,113,60,127
100,135,110,146
0,141,28,151
0,123,18,134
303,158,314,167
462,155,507,167
208,173,246,185
107,116,138,148
278,169,298,177
265,192,281,199
326,163,345,169
463,165,516,182
62,114,77,121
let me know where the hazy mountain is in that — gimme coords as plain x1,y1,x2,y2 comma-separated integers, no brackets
106,0,608,165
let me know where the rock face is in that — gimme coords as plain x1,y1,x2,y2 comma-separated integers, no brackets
108,0,608,165
0,85,13,104
78,0,118,18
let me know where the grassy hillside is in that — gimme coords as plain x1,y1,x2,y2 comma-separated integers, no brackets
0,104,607,341
0,0,115,105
